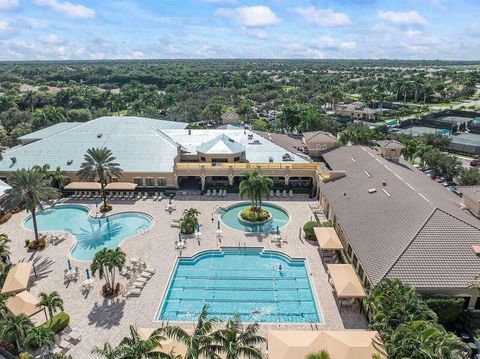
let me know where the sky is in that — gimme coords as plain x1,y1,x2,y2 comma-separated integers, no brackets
0,0,480,61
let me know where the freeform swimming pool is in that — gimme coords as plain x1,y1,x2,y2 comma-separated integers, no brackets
158,248,321,323
220,202,290,233
24,205,153,261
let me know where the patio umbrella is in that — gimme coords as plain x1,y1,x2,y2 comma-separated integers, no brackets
217,220,221,230
276,225,280,235
178,232,182,241
86,268,90,279
67,260,72,271
196,223,200,232
95,198,98,209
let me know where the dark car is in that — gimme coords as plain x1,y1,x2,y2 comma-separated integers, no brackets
471,159,480,167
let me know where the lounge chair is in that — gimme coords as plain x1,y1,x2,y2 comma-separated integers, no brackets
276,190,281,197
212,189,217,197
270,190,274,197
124,288,141,297
63,269,70,281
222,189,227,197
282,190,287,198
153,192,159,201
140,271,153,278
132,280,146,288
128,192,134,200
289,190,293,197
170,221,180,228
63,329,82,343
144,266,156,274
206,189,211,197
58,340,71,351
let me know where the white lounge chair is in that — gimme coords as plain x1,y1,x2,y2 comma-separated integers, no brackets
289,189,293,197
152,192,158,201
206,189,211,197
282,190,287,198
124,288,142,297
222,189,227,197
270,190,274,197
276,190,281,197
144,266,156,274
212,189,217,197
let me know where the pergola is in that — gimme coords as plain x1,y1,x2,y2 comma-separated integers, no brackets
64,182,102,191
1,262,33,294
267,330,387,359
104,182,138,191
314,227,343,259
327,264,366,313
5,291,43,317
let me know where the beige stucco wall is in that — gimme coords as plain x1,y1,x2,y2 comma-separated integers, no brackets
379,147,402,161
463,195,480,217
305,139,336,157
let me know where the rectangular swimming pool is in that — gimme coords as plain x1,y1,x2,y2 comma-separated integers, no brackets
157,247,321,323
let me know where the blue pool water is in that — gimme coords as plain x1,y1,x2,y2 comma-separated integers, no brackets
220,203,290,233
24,205,153,261
158,248,320,323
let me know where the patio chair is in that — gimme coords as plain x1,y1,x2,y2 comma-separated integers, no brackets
222,189,227,197
124,288,142,297
153,192,159,201
63,269,70,281
270,190,274,197
289,189,293,197
170,221,180,228
74,267,80,279
212,189,217,197
276,190,281,197
144,266,156,274
140,271,153,279
141,192,147,200
282,190,287,198
206,189,211,197
58,340,71,351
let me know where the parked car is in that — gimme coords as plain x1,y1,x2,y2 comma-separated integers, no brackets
470,159,480,166
443,181,458,187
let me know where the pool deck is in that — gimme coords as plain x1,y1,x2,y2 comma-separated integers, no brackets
1,195,367,357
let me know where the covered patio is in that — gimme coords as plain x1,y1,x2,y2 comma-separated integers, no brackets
64,182,102,191
267,330,387,359
327,264,366,313
314,227,343,262
1,262,33,294
104,182,138,191
5,290,43,317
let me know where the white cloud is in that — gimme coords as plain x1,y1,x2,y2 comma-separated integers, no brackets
202,0,236,3
215,5,279,27
195,44,217,57
0,0,18,10
378,10,427,25
294,7,352,27
340,41,357,50
132,51,145,59
0,20,15,35
38,33,63,44
315,36,335,47
242,27,268,39
33,0,95,19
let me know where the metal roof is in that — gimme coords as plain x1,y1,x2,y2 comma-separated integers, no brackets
196,134,245,155
0,117,187,173
320,145,480,288
17,122,81,141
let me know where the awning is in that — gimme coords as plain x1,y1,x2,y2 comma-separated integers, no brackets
1,262,33,294
138,328,187,356
267,330,387,359
105,182,138,191
314,227,343,250
5,291,43,317
327,264,366,299
64,182,102,191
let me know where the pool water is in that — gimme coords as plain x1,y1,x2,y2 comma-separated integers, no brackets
24,205,153,261
158,248,320,323
220,203,289,233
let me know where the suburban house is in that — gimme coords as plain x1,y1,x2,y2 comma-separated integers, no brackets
0,116,318,192
336,101,380,121
303,131,338,157
317,145,480,309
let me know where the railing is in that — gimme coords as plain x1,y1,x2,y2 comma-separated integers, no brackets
175,162,319,170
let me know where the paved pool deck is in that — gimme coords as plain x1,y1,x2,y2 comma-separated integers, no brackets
1,194,367,357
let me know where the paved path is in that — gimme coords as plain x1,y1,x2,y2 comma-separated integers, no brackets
2,195,366,357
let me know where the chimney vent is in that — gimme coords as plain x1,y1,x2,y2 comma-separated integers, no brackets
67,160,73,165
10,157,16,164
97,133,102,138
382,181,387,186
368,188,376,194
188,129,191,135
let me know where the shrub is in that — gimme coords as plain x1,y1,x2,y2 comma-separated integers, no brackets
321,220,333,227
240,207,270,222
425,297,465,325
39,312,70,334
303,221,319,240
19,352,33,359
0,338,16,355
100,204,112,212
0,212,12,224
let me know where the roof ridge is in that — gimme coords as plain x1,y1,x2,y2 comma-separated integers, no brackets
384,207,438,280
434,207,480,231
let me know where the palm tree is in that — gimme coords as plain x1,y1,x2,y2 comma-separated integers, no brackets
0,233,11,263
0,168,59,243
183,208,200,219
239,171,273,210
305,351,331,359
26,326,55,358
91,248,126,295
0,313,34,352
0,292,13,319
114,325,176,359
163,305,222,359
91,342,119,359
214,314,264,359
49,167,69,189
77,147,123,208
414,143,434,170
38,291,64,320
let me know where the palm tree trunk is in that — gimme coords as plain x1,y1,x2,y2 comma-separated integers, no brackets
31,206,40,244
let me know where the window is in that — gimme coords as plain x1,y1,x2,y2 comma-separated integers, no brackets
352,254,358,268
157,177,167,187
133,177,143,186
234,157,240,162
347,243,352,258
145,178,155,187
212,158,228,163
112,177,119,182
358,264,364,280
475,297,480,310
200,157,206,162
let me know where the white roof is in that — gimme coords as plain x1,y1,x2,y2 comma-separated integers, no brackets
0,179,11,196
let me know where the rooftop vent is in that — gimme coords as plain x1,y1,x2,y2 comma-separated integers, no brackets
10,157,16,164
382,181,387,186
268,156,273,163
228,138,234,142
97,133,102,138
473,245,480,256
364,171,371,178
351,157,357,163
368,188,376,194
188,129,191,135
382,188,391,197
0,153,2,161
67,160,73,165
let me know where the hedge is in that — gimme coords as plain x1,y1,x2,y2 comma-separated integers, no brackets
39,312,70,334
303,221,319,240
425,297,464,325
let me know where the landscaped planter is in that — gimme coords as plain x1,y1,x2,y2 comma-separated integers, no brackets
237,210,272,225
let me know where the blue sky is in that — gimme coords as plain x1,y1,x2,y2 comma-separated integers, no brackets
0,0,479,60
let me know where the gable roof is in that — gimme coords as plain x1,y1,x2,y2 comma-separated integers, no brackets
459,186,480,203
377,140,405,149
196,134,245,155
320,145,480,287
221,112,240,122
303,131,337,143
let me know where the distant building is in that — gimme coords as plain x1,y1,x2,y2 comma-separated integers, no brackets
336,102,380,121
221,112,240,125
459,186,480,218
376,140,405,161
303,131,337,157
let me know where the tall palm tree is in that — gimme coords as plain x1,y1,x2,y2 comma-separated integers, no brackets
77,147,123,208
26,326,55,358
115,325,176,359
239,171,273,210
163,305,222,359
0,313,34,352
91,248,126,295
214,314,264,359
0,168,59,243
0,233,11,263
0,292,13,319
91,342,119,359
414,143,434,170
37,291,64,320
49,167,69,189
183,208,201,219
